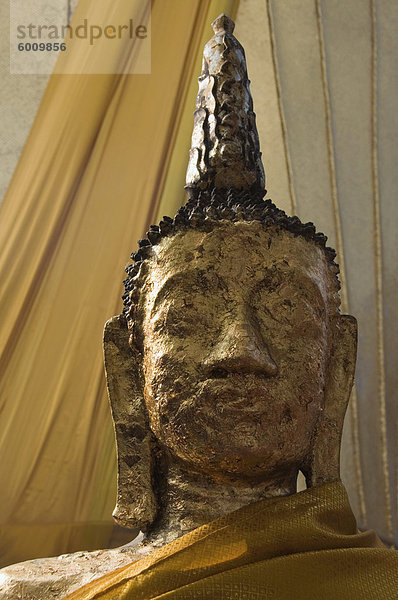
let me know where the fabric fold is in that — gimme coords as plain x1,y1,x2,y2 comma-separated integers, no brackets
65,481,398,600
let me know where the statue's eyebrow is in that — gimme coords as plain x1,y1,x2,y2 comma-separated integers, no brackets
286,268,327,309
258,265,327,309
150,271,199,316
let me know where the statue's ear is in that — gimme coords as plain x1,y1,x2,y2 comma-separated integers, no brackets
103,315,157,529
302,314,357,487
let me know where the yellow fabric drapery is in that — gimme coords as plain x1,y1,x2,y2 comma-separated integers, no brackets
65,481,398,600
0,0,238,567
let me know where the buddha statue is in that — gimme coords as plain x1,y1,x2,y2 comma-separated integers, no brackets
1,14,397,600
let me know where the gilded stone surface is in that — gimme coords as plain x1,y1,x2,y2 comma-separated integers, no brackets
0,222,357,598
185,14,265,192
104,316,157,529
0,13,359,600
107,220,357,543
0,537,151,600
141,223,336,482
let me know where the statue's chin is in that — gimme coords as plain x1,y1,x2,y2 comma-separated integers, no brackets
147,375,322,483
158,424,309,484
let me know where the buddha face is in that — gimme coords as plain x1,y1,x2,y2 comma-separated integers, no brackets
137,221,336,484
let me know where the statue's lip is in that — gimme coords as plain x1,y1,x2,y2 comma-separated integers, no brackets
203,370,275,381
197,376,278,410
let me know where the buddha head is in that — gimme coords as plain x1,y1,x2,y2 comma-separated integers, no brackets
103,15,357,529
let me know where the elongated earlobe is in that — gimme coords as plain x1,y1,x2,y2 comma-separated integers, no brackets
103,315,157,528
302,314,357,487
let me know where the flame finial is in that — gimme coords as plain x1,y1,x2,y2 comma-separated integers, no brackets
185,14,265,194
212,13,235,34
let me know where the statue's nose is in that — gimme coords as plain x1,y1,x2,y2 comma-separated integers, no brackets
204,317,278,377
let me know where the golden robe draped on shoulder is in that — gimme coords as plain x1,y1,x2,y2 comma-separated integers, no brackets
66,481,398,599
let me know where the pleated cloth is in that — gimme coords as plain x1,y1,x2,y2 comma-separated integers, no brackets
65,480,398,599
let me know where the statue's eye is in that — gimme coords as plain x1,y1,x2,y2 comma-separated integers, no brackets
155,299,202,338
154,295,224,340
251,284,311,333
